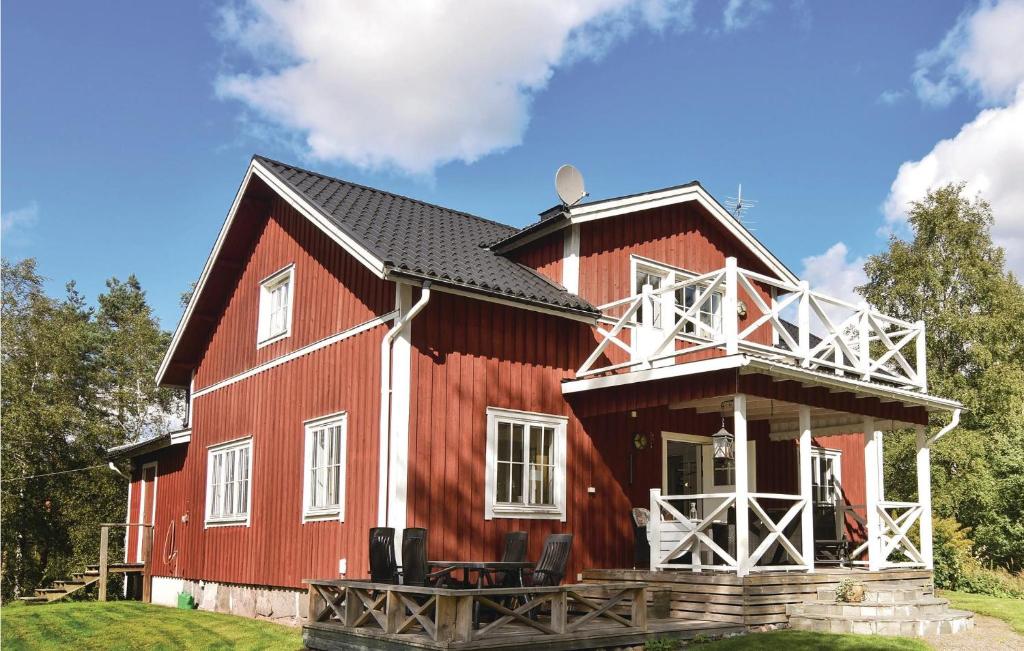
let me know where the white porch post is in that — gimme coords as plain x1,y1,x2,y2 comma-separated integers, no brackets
799,405,815,572
916,424,934,569
649,489,662,572
863,417,882,571
724,258,739,355
734,394,750,576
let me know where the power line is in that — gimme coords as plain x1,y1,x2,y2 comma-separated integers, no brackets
1,463,113,483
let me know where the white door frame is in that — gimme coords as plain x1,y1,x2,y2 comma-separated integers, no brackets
136,462,158,563
660,432,711,493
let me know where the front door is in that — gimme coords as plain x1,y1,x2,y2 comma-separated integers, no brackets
136,463,157,563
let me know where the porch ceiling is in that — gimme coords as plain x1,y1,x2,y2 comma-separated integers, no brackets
666,395,910,440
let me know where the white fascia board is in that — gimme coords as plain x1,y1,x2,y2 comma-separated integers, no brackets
741,358,962,412
561,354,750,394
568,185,799,286
155,159,388,387
412,282,598,325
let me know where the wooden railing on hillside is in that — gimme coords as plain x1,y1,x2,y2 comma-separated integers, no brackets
577,257,928,391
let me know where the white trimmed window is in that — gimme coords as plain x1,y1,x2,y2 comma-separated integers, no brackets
630,256,723,338
205,437,253,526
811,448,842,505
302,412,347,522
257,265,294,346
485,407,567,521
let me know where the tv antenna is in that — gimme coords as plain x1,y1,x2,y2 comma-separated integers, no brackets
555,164,588,207
725,184,757,228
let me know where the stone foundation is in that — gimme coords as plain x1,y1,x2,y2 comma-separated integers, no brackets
165,577,306,625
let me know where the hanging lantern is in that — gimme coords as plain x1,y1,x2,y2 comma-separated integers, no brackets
712,401,734,459
712,424,734,460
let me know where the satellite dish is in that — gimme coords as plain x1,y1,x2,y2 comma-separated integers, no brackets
555,164,586,207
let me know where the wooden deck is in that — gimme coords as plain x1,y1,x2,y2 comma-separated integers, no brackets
302,579,742,650
583,568,934,627
304,616,741,651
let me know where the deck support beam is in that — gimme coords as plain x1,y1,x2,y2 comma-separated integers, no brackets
863,417,882,571
916,424,934,569
798,405,815,573
733,394,750,576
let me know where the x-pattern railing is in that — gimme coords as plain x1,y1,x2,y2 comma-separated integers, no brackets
577,258,928,392
305,579,648,643
649,490,809,574
877,501,925,568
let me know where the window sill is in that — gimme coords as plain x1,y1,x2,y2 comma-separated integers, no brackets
302,510,342,523
488,505,565,521
205,517,250,528
256,331,291,349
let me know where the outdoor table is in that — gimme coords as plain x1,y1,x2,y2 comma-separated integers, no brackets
428,560,533,626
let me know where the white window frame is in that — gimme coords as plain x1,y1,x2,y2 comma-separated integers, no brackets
629,255,724,338
205,436,253,527
485,407,567,521
811,447,842,506
302,412,348,523
257,264,295,348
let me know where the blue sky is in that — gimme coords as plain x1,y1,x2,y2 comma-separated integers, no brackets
5,1,1020,329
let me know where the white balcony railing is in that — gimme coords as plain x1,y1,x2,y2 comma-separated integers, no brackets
577,257,928,392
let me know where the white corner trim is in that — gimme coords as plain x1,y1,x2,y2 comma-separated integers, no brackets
156,158,388,387
568,184,798,285
562,224,580,295
192,311,398,399
484,407,568,522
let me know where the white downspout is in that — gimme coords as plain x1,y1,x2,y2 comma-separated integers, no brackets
377,282,432,528
926,408,961,448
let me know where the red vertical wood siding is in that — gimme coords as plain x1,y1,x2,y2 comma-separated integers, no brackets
194,195,393,390
508,232,564,286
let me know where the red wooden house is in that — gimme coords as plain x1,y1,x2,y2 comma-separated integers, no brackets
112,156,960,624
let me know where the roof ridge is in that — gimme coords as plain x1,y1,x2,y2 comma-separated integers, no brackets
252,155,518,235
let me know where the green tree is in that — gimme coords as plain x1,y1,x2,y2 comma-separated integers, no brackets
1,260,182,601
858,184,1024,570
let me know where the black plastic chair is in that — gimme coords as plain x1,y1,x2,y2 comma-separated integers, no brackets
400,528,458,587
369,527,398,584
480,531,529,588
523,533,573,587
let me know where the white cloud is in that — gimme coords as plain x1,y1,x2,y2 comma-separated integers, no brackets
215,0,695,175
800,242,867,307
723,0,772,32
2,201,39,239
912,0,1024,107
877,89,906,106
887,0,1024,275
884,88,1024,272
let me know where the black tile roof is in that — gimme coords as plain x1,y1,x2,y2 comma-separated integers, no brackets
255,156,596,317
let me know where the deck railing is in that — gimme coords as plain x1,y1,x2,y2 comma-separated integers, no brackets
305,579,648,644
649,489,810,575
577,257,928,391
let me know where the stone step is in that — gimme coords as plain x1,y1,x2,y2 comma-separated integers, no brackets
789,609,974,637
816,582,931,603
791,596,951,618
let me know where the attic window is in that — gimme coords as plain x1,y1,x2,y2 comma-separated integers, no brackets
257,265,294,347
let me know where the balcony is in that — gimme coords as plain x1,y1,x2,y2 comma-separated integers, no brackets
577,257,928,393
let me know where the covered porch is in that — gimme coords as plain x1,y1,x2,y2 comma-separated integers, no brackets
564,255,961,580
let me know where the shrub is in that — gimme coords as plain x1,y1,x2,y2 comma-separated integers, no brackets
931,516,1024,598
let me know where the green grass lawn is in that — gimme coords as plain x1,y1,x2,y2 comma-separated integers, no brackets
942,590,1024,634
1,601,303,650
698,630,929,650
